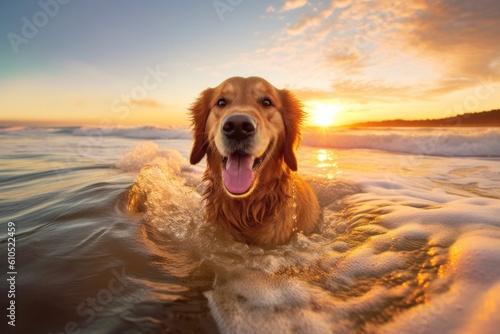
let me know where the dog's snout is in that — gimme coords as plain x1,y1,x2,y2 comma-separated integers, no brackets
222,114,256,141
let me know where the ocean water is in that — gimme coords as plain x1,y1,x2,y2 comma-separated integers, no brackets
1,126,500,334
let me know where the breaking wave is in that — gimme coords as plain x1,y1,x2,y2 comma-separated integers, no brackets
302,127,500,157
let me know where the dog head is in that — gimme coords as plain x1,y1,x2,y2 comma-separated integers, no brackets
189,76,305,197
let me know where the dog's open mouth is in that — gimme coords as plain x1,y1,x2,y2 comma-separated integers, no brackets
221,150,263,195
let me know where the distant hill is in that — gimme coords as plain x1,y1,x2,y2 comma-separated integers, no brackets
351,109,500,127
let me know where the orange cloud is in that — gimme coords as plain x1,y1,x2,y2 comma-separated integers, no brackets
128,99,163,108
280,0,308,12
265,0,500,105
266,6,276,13
295,79,418,104
286,2,335,35
195,0,500,116
395,0,500,88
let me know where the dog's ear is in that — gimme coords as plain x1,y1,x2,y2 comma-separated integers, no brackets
190,88,214,165
279,89,305,171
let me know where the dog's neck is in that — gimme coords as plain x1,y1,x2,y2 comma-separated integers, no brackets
202,152,296,243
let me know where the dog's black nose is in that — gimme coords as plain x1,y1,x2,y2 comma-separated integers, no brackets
222,114,256,140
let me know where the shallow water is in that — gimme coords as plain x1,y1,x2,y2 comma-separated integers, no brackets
1,127,500,334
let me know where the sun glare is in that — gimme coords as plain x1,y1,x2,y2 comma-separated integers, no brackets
306,102,341,127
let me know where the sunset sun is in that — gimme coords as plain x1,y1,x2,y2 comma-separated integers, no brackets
306,102,341,127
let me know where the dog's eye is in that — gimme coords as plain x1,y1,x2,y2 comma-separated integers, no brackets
217,98,227,107
262,98,272,107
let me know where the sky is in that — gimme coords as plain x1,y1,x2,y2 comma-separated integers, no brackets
1,0,500,127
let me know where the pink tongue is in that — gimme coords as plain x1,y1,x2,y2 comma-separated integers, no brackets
223,154,255,194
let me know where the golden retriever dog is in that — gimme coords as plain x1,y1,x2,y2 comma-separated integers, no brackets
189,77,320,245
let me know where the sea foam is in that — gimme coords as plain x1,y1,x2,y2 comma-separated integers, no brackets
3,126,499,157
123,141,500,333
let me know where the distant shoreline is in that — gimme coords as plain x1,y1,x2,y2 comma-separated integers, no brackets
1,109,499,129
349,109,500,128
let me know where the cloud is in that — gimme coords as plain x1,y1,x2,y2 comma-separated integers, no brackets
295,78,421,104
280,0,308,12
196,0,500,112
286,2,336,35
129,99,163,108
257,0,500,106
400,1,500,75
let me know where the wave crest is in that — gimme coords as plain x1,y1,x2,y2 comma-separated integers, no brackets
303,128,500,157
